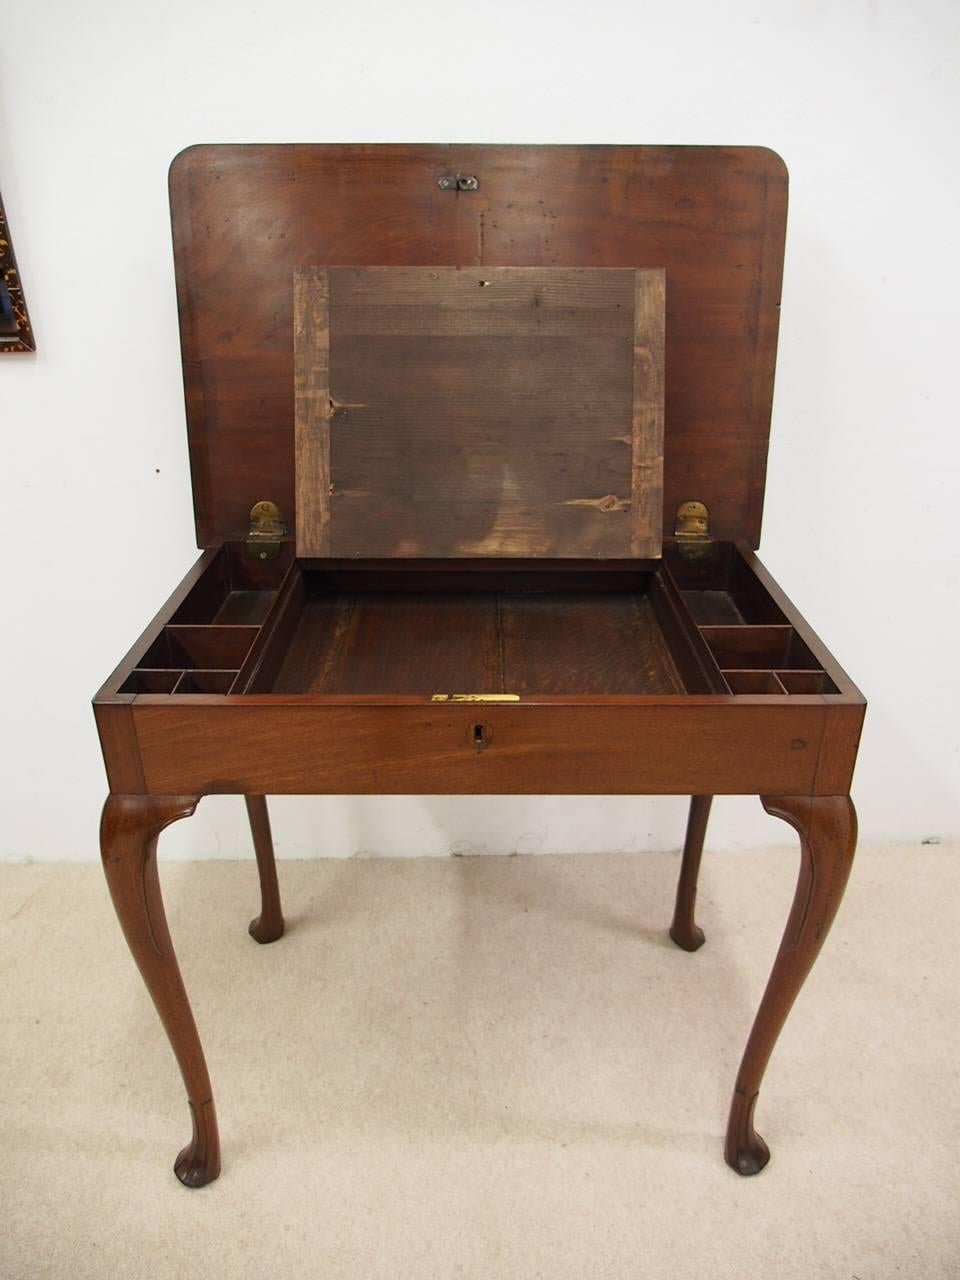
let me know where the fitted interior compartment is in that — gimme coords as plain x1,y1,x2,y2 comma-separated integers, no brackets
719,666,840,696
665,542,787,626
660,544,839,696
140,625,258,671
723,670,787,695
250,567,707,696
777,670,839,694
174,670,240,694
700,625,819,671
171,543,292,625
114,548,294,696
118,669,183,694
113,550,843,700
119,668,241,694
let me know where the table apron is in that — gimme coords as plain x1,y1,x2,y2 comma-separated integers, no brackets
127,702,833,796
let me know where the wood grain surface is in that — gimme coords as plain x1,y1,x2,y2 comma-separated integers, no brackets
100,794,220,1187
270,590,683,696
727,794,858,1174
294,267,331,556
168,144,787,548
294,266,662,559
273,594,502,694
130,701,826,796
499,594,682,695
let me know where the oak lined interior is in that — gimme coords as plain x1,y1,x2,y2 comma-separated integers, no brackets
115,542,839,699
268,588,684,696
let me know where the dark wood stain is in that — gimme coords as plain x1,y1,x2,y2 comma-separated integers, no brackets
169,144,786,548
273,593,501,694
94,145,865,1189
500,594,682,694
271,589,682,696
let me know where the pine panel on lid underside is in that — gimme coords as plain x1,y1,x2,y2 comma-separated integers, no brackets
294,265,664,559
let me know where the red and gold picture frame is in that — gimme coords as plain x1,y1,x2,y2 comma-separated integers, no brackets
0,191,35,353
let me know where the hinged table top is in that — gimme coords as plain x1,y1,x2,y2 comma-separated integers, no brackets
169,143,787,551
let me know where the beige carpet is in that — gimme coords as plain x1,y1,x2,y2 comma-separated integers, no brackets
1,845,957,1279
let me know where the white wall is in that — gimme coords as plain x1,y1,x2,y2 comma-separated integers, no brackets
2,0,958,862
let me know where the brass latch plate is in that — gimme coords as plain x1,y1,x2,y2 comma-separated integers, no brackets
431,693,520,703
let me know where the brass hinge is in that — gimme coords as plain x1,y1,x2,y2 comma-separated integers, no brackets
246,501,285,561
674,500,711,562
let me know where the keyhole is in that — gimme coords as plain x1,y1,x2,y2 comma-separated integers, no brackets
473,722,487,748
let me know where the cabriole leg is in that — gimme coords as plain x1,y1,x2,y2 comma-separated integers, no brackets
100,794,220,1188
725,794,857,1175
670,795,712,951
245,795,284,944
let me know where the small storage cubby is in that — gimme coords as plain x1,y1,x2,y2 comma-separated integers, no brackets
139,625,259,671
171,543,292,625
119,622,260,696
723,670,785,695
174,671,239,694
119,668,242,694
117,669,183,694
699,625,818,671
664,542,788,625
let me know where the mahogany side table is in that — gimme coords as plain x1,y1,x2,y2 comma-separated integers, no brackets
94,144,864,1186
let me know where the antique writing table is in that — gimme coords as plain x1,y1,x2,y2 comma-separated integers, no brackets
94,144,864,1187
